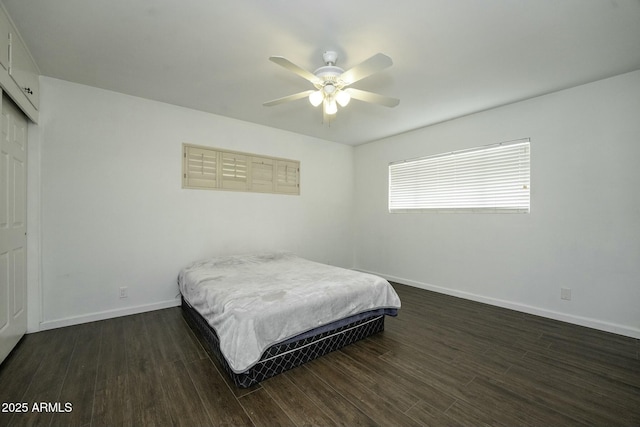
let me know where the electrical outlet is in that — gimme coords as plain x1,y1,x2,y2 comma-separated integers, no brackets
560,287,571,301
119,286,128,299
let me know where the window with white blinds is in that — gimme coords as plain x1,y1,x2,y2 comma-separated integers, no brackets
183,143,300,195
389,139,530,213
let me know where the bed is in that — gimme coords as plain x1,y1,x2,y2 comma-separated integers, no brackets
178,252,401,388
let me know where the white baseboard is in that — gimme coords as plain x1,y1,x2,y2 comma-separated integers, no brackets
32,298,182,332
358,269,640,340
31,273,640,340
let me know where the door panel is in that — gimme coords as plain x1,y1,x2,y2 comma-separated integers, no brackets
0,251,8,331
12,247,24,316
0,93,27,364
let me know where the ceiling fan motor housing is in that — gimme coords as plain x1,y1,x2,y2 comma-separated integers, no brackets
314,66,343,84
314,51,344,87
322,50,338,65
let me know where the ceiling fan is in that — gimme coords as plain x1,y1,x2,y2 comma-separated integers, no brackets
263,51,399,120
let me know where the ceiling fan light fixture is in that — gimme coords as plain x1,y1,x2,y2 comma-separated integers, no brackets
264,51,399,120
309,90,324,107
324,98,338,115
323,83,336,95
336,90,351,107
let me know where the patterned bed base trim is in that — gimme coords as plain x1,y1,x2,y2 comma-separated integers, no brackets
181,297,385,388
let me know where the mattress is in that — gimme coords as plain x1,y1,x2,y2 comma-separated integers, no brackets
178,252,401,375
182,296,391,388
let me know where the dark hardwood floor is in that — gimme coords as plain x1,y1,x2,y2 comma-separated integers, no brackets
1,283,638,426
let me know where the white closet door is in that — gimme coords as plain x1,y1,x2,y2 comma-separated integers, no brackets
0,93,28,364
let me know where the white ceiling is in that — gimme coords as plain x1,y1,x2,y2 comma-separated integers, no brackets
3,0,640,146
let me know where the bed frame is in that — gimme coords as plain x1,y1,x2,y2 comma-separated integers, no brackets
181,296,386,388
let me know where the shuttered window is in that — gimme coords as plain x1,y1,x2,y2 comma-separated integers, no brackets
221,152,248,190
276,160,300,194
184,145,217,189
389,139,530,213
182,143,299,195
250,157,274,193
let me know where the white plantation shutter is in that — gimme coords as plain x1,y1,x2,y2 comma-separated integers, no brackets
183,145,218,189
276,160,300,194
182,143,299,195
221,152,248,190
389,139,530,213
250,157,275,192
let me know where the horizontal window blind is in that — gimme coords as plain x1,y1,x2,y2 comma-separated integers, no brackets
389,139,530,213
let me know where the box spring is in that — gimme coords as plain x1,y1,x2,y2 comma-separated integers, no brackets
181,296,385,388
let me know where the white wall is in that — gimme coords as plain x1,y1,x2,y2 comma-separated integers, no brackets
28,77,355,331
354,71,640,338
27,72,640,338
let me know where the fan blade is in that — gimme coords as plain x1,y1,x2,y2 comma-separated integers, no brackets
339,53,393,86
344,88,399,107
263,90,315,107
269,56,320,84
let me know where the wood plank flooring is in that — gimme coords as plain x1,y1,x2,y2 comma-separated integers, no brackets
1,283,638,426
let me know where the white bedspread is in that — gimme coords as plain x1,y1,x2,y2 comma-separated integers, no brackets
178,252,401,373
